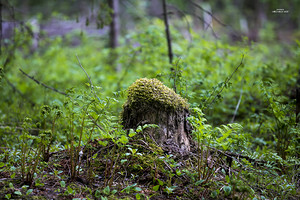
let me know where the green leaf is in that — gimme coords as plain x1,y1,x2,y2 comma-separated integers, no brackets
121,159,127,164
176,171,182,177
111,189,117,195
5,194,11,199
14,190,22,196
128,129,136,137
153,185,160,191
223,186,231,196
121,183,137,194
157,178,164,186
195,180,204,186
60,181,66,188
10,173,16,179
128,147,137,155
211,190,218,198
26,189,33,195
134,187,142,192
136,193,141,200
22,185,29,190
118,135,128,144
225,175,230,183
103,186,110,195
95,190,101,198
0,162,5,167
67,186,74,194
98,140,108,147
92,153,98,159
164,186,176,195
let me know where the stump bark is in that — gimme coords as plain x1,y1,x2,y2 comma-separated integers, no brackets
121,78,192,152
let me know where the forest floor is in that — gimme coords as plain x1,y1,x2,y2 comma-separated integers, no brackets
0,135,244,200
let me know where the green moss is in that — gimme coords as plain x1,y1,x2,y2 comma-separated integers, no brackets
125,78,188,111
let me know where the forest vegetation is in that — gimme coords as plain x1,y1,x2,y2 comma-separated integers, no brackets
0,0,300,199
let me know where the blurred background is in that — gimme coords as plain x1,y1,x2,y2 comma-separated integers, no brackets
2,0,300,47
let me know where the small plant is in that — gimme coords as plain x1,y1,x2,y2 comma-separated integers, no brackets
121,183,142,194
39,104,63,162
260,81,299,159
188,108,218,184
95,186,118,199
20,117,42,186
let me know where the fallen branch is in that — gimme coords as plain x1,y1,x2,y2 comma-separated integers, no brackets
19,68,67,96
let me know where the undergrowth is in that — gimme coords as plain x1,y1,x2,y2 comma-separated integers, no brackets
0,18,299,199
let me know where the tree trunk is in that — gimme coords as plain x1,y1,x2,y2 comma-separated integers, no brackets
162,0,173,64
121,78,192,153
108,0,119,48
108,0,120,71
296,69,300,125
0,2,2,55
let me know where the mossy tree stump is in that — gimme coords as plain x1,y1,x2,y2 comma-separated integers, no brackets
121,78,191,152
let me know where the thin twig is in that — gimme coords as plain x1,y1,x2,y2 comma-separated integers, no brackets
4,76,35,106
87,114,105,131
162,0,173,64
193,13,219,39
189,0,226,27
0,125,43,132
76,54,101,102
166,4,193,43
173,57,181,93
231,87,243,123
19,68,67,96
204,54,244,112
189,0,242,39
117,49,139,91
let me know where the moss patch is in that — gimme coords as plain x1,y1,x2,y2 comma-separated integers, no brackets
125,78,188,111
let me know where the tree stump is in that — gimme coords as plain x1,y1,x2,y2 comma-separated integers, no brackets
121,78,191,152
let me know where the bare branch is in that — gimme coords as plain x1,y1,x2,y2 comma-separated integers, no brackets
189,0,226,27
75,54,101,102
204,54,245,111
192,13,219,39
189,0,242,39
231,87,243,123
87,114,105,131
4,76,35,106
166,4,193,43
19,68,67,96
117,49,139,91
